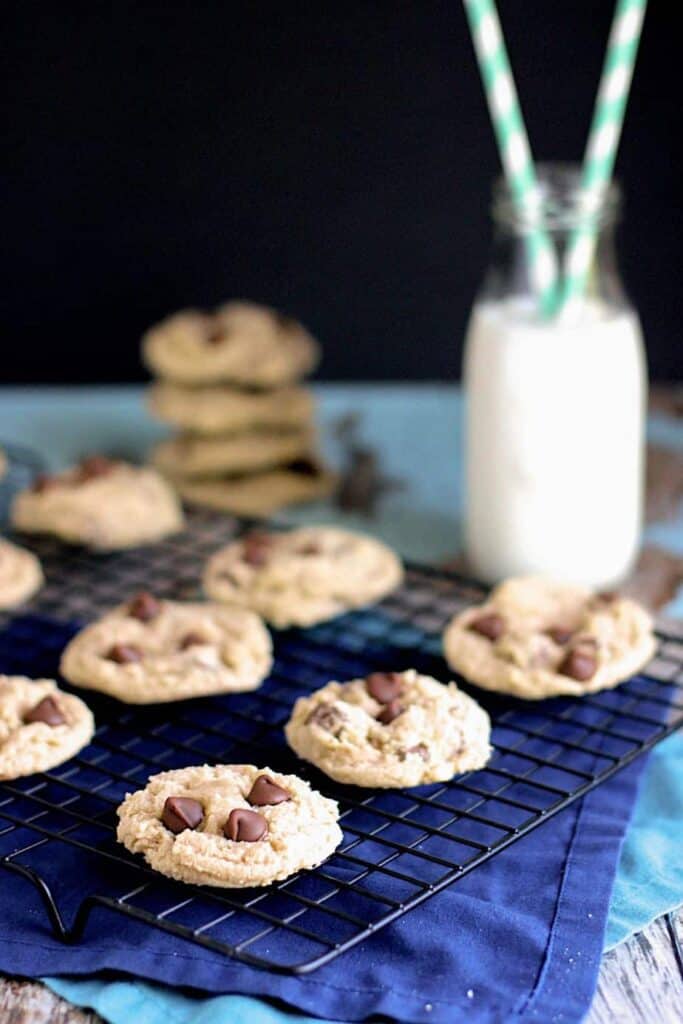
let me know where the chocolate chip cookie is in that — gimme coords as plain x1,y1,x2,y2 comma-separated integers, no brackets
285,669,491,788
142,301,319,388
443,576,657,699
11,457,184,550
0,675,95,780
176,461,336,516
148,382,315,436
116,764,342,887
0,537,43,609
203,526,403,628
60,593,272,703
152,427,315,478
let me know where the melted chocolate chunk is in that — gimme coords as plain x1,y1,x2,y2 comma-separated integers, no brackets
305,703,345,732
23,695,66,727
545,625,574,646
128,592,161,622
286,458,318,477
596,591,619,604
32,473,59,493
247,774,291,806
297,541,321,555
179,632,206,649
558,647,597,682
468,613,505,641
78,455,115,481
224,808,267,842
241,531,273,566
205,320,230,344
162,796,204,834
376,698,404,725
365,672,402,703
107,643,143,664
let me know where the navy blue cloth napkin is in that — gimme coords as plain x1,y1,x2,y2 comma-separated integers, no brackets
0,616,650,1024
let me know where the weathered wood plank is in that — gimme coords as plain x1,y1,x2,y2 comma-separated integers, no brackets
586,910,683,1024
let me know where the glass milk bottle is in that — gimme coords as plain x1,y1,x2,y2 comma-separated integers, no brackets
463,165,647,587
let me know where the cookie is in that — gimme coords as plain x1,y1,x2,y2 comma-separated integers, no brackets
443,576,657,700
285,669,491,788
148,382,315,436
176,461,336,516
0,675,95,780
11,457,184,551
116,764,342,887
203,525,403,628
0,538,43,609
152,427,315,479
60,593,272,704
142,301,319,388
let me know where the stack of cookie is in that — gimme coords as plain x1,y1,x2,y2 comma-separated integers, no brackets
142,301,335,516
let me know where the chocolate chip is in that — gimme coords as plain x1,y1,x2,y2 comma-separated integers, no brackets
205,320,230,344
107,643,142,664
297,541,321,556
32,473,59,493
286,458,318,477
179,632,206,649
468,613,504,641
247,775,291,806
595,591,619,605
78,455,115,481
558,648,597,681
305,703,345,733
366,672,402,703
128,592,161,622
376,699,404,725
545,625,573,646
162,796,204,834
224,808,267,842
241,531,273,566
23,695,65,727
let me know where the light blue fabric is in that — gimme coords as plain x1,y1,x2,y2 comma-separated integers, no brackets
604,731,683,950
0,384,681,1021
46,979,337,1024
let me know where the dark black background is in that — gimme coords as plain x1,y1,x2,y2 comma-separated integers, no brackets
3,1,680,383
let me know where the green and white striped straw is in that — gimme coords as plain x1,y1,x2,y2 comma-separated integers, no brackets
463,0,558,316
558,0,648,315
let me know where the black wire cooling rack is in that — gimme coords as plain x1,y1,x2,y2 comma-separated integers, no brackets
1,510,682,974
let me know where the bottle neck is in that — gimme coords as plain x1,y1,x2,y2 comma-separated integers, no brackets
483,219,627,310
480,163,631,316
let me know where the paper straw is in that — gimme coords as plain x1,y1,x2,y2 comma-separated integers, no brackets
463,0,558,315
557,0,648,314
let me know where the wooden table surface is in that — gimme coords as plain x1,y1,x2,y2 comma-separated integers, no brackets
2,395,683,1023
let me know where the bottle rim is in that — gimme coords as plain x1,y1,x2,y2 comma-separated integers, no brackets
492,162,622,231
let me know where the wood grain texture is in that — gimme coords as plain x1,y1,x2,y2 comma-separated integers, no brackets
586,912,683,1024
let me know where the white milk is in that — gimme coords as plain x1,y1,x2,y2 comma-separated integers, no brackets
463,299,647,587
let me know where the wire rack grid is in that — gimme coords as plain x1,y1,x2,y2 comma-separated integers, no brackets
1,510,682,974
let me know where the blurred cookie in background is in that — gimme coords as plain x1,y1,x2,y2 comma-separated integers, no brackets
0,537,43,609
142,301,319,388
151,427,316,479
143,300,332,516
11,456,184,551
175,459,336,517
148,383,315,436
